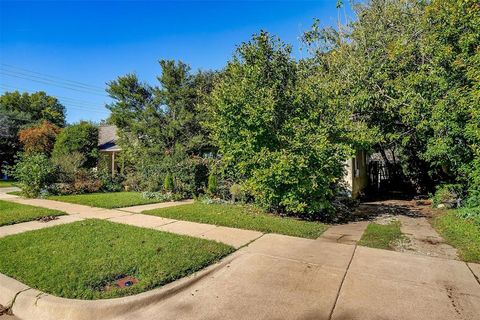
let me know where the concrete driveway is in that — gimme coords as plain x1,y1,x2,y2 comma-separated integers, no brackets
119,234,479,320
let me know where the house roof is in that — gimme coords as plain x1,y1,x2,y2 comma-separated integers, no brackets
98,125,121,152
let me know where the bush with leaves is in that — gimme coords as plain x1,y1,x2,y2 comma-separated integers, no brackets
51,151,86,183
229,184,243,203
431,184,464,208
9,154,55,197
18,121,60,155
206,32,371,218
207,172,218,196
98,170,124,192
52,122,99,168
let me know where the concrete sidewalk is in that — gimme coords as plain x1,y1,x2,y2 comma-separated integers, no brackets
119,199,193,213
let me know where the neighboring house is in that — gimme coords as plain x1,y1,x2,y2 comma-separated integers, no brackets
98,125,122,176
344,150,368,199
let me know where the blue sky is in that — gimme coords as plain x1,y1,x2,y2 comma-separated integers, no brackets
1,1,348,123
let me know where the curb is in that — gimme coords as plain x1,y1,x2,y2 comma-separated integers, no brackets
0,252,242,320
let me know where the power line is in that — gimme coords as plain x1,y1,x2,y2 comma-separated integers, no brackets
0,71,109,97
0,84,110,114
0,83,103,106
1,63,105,91
0,85,108,114
0,69,105,95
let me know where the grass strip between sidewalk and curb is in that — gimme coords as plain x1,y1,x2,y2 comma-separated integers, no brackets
358,220,404,250
0,219,234,299
0,200,65,226
143,202,328,239
432,210,480,263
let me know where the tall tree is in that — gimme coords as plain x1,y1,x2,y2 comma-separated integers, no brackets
207,31,373,217
106,61,217,194
0,91,66,166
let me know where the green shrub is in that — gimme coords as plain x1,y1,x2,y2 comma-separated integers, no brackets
98,171,124,193
465,190,480,208
207,172,218,196
9,154,55,198
52,122,99,168
71,170,102,194
51,151,85,183
163,173,173,192
123,171,142,191
141,191,183,202
432,184,463,208
229,183,243,203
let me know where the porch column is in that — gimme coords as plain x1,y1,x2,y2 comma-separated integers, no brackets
111,151,115,177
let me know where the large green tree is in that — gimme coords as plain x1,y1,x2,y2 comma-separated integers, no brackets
207,31,373,217
0,91,66,166
302,0,479,194
106,61,217,194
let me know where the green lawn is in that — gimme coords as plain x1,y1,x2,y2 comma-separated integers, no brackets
0,180,15,188
0,219,234,299
358,221,404,250
0,200,65,226
432,210,480,263
143,203,328,239
47,192,165,209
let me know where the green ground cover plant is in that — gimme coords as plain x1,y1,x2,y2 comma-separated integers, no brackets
48,192,167,208
0,200,64,226
433,211,480,263
358,221,404,250
0,219,234,299
144,202,328,239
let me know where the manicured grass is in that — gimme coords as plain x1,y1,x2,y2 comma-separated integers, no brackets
0,180,14,188
0,200,65,226
432,210,480,263
358,221,404,250
143,203,328,239
47,192,164,209
0,219,234,299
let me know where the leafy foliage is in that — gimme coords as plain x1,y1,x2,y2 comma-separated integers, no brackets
106,60,216,196
0,91,65,166
206,31,372,218
52,122,99,168
302,0,479,195
9,153,55,197
18,121,60,155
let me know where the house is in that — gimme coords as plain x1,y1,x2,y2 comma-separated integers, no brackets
98,125,122,176
343,150,368,199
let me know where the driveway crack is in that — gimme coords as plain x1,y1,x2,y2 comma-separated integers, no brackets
328,244,357,320
466,263,480,287
5,288,31,315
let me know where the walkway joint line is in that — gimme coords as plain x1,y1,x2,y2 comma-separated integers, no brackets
466,263,480,287
328,244,357,320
